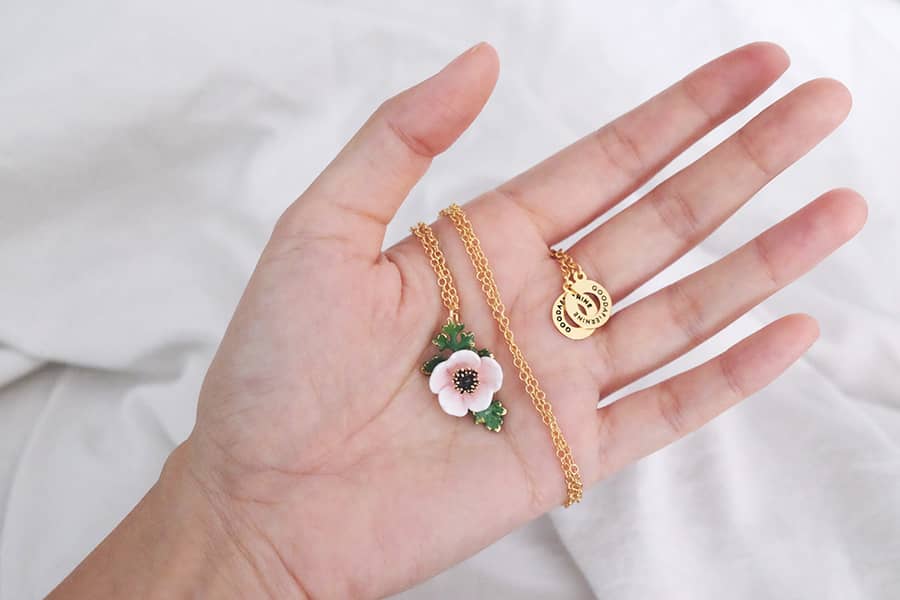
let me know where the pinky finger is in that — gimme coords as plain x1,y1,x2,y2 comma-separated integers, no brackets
593,314,819,482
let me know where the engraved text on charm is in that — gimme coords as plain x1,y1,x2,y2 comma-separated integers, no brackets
552,292,594,340
564,279,612,329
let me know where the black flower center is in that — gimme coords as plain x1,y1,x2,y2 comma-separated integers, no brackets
453,368,479,394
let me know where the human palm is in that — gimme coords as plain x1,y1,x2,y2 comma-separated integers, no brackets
179,42,864,598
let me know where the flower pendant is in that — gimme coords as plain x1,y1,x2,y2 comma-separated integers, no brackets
421,321,507,432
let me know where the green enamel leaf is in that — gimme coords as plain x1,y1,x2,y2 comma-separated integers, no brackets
459,330,475,350
476,348,493,357
432,321,477,352
421,354,446,375
432,322,461,350
472,399,507,432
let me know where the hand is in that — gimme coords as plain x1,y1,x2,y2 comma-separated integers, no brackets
52,42,865,599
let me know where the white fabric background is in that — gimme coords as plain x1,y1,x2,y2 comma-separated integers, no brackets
1,1,898,598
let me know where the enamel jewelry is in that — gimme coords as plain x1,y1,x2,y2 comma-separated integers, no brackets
411,222,508,432
440,204,584,506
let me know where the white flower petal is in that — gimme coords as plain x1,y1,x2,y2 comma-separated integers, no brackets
438,387,469,417
447,349,481,370
466,388,493,413
429,359,454,394
478,356,503,392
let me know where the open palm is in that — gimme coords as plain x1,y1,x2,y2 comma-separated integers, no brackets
181,42,864,598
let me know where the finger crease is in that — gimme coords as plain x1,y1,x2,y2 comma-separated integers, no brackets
733,127,774,178
384,115,439,159
332,199,391,230
652,186,704,244
597,121,646,178
667,282,707,349
679,74,719,125
656,379,690,435
594,407,616,481
717,352,747,400
751,234,780,289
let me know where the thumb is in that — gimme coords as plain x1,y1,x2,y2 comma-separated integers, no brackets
277,42,500,260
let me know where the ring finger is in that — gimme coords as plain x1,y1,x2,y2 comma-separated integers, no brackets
597,187,866,396
569,77,852,302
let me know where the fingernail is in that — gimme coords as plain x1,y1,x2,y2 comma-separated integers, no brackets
445,42,485,69
465,41,486,55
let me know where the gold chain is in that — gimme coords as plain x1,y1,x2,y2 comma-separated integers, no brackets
549,248,586,288
411,223,460,323
440,204,583,506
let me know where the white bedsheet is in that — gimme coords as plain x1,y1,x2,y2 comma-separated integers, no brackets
1,1,898,598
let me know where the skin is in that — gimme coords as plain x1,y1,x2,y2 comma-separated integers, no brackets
49,42,867,599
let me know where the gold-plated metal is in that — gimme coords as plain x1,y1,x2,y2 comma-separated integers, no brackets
565,287,599,319
412,222,509,433
549,248,613,339
440,204,584,507
550,248,586,287
552,292,594,340
564,279,612,329
411,222,460,324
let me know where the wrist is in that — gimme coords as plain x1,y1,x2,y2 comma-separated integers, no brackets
152,442,309,599
49,441,307,600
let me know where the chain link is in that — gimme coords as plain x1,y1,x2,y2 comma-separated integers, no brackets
411,222,460,324
549,248,585,289
439,204,583,506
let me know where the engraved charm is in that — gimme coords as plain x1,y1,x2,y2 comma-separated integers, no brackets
564,279,612,329
421,321,507,432
551,292,594,340
549,248,614,340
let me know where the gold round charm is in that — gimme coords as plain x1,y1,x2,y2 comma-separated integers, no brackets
564,279,612,329
563,286,598,322
551,292,594,340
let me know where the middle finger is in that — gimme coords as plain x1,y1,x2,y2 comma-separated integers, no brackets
569,78,852,301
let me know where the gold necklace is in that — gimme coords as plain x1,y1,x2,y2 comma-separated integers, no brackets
549,248,613,340
411,222,509,433
439,204,583,507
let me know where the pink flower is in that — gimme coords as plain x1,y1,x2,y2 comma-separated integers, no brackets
429,349,503,416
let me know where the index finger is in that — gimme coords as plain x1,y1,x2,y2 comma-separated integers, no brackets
491,42,790,244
